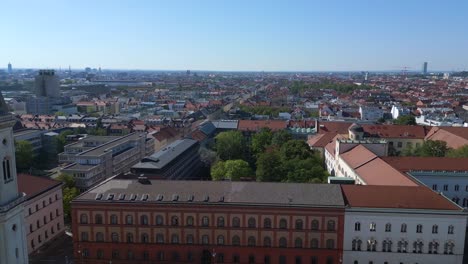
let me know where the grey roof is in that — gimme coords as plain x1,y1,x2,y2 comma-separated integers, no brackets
212,120,239,129
199,121,216,136
78,133,145,157
132,139,198,170
74,178,345,208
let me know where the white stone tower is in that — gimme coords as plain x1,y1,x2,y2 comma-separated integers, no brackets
0,91,28,264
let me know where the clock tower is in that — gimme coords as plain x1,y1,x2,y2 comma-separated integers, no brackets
0,91,28,264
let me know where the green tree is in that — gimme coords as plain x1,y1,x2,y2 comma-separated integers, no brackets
211,160,253,181
211,161,226,180
394,115,416,125
88,128,107,136
279,140,314,161
283,158,327,183
447,145,468,157
271,130,292,147
56,173,79,222
215,131,246,160
256,150,284,182
15,140,34,171
414,140,450,157
251,128,273,156
57,130,74,153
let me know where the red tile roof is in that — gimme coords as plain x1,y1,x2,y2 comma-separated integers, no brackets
425,127,468,149
17,174,62,200
382,156,468,172
354,158,418,186
360,124,428,139
341,185,461,210
307,133,337,148
238,120,287,132
340,145,378,169
153,127,179,141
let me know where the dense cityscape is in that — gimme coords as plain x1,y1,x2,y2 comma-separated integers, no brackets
2,1,468,264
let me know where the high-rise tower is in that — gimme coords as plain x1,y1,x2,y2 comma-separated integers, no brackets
34,70,60,98
423,62,428,75
7,63,12,74
0,91,29,264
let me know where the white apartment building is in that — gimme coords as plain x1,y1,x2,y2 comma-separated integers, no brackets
342,185,467,264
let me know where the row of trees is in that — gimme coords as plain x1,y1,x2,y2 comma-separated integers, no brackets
401,140,468,158
211,129,328,183
289,81,374,95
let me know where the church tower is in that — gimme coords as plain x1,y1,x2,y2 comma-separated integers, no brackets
0,91,28,264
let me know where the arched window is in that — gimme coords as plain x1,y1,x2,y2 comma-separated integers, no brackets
110,214,118,225
232,217,241,227
248,236,256,246
444,241,455,254
95,232,104,242
186,234,194,244
248,217,256,228
385,223,391,232
171,216,179,226
295,237,303,248
279,237,287,248
217,235,225,245
171,234,179,244
352,239,362,251
156,233,164,243
232,235,241,246
201,235,209,244
279,218,287,229
311,238,319,249
217,217,225,227
95,214,103,224
327,220,336,231
141,233,149,243
295,219,303,230
432,225,438,234
355,222,361,231
155,215,164,225
80,214,88,224
416,224,423,233
81,232,89,241
201,216,209,227
263,236,272,247
326,239,335,249
125,215,133,225
140,215,148,225
126,233,134,243
111,232,119,242
401,223,407,233
186,216,194,226
263,218,272,228
311,219,319,230
448,225,454,234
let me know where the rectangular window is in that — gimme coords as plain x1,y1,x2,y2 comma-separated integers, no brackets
432,184,437,190
444,185,448,191
397,142,403,148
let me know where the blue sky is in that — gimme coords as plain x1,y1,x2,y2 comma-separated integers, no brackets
1,0,467,71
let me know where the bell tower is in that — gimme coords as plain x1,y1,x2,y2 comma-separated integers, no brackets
0,91,28,264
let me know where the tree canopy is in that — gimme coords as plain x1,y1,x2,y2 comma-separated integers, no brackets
251,128,273,156
211,159,253,181
402,140,450,157
56,173,79,222
447,145,468,158
394,115,416,125
215,131,246,160
15,140,34,171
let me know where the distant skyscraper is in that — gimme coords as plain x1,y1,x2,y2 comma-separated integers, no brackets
34,70,60,98
7,62,12,74
423,62,428,75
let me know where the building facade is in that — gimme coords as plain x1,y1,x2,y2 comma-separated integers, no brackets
342,185,466,264
0,93,29,264
72,179,345,264
60,133,155,191
17,174,65,254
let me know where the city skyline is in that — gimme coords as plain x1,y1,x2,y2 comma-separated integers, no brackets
1,0,468,71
